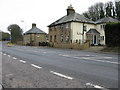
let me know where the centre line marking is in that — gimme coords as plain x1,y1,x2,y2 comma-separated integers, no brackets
3,54,6,55
19,60,26,63
31,64,42,69
85,83,106,89
8,55,11,57
13,57,17,60
50,71,73,80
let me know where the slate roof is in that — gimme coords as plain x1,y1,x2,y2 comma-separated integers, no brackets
87,29,100,34
95,17,120,24
24,27,46,35
48,13,94,27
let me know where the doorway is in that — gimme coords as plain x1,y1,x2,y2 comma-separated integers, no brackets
93,35,98,45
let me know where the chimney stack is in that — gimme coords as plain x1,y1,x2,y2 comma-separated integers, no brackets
67,5,75,15
32,23,36,28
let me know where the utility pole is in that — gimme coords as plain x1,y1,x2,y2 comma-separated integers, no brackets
21,20,26,33
9,29,12,43
82,23,85,45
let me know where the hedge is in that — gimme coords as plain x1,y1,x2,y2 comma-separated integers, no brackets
105,23,120,47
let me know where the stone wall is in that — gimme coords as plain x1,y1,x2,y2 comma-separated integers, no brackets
48,24,71,44
52,41,90,50
23,34,47,45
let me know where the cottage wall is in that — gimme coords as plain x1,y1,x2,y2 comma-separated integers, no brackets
23,34,47,45
71,22,95,44
95,24,105,45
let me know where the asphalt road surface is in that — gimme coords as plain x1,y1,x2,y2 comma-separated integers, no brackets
1,42,119,89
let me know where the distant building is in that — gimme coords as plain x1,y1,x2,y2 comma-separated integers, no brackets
23,23,47,46
48,5,119,46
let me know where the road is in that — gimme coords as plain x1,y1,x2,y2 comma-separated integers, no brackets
1,42,119,89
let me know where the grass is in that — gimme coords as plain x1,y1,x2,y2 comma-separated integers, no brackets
101,47,120,53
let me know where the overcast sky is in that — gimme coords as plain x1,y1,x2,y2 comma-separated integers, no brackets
0,0,114,33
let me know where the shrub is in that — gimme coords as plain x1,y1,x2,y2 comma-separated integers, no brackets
105,23,120,47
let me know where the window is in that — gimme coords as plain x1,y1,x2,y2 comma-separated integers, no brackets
54,35,56,42
103,25,105,29
100,25,102,29
60,24,64,29
49,27,52,31
76,39,78,43
100,25,105,29
50,36,52,42
101,36,104,40
54,26,57,31
61,35,63,42
83,25,87,31
66,36,69,42
66,23,70,28
79,40,81,44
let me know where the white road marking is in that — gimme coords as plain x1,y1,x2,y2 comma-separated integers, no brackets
5,74,13,77
3,53,6,55
50,71,73,80
81,57,119,64
19,60,26,63
0,84,2,89
104,57,113,59
61,54,69,57
34,51,38,52
73,57,80,59
85,83,108,89
59,54,120,64
85,55,91,56
8,55,11,57
13,57,17,60
82,57,91,59
31,64,42,69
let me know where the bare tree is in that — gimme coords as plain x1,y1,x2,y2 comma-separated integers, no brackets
83,1,120,21
115,1,120,20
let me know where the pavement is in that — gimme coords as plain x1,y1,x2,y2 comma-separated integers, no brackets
1,42,119,89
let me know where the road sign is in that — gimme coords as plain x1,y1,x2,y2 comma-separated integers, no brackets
9,37,12,40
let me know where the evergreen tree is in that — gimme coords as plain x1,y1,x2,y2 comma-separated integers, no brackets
7,24,23,43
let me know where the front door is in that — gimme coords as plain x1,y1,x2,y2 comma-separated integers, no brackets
93,35,98,45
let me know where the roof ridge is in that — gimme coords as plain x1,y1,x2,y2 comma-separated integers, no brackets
24,27,46,34
48,12,95,27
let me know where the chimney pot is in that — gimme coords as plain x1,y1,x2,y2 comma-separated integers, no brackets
67,5,75,15
32,23,36,28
